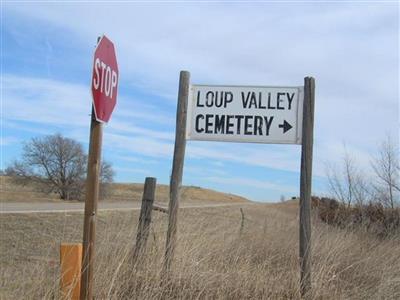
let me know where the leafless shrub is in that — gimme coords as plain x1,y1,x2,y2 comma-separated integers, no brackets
312,196,400,237
371,135,400,208
326,146,369,208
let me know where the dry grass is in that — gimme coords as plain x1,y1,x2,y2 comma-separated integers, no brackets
109,182,248,204
1,176,248,204
0,176,62,203
1,203,399,299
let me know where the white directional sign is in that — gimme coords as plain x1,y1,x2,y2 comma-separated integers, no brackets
186,85,304,144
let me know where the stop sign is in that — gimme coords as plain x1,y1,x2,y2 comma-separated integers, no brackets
91,35,119,123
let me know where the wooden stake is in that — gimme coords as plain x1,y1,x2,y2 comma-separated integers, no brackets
132,177,156,265
299,77,315,298
80,107,103,300
164,70,190,273
60,243,82,300
239,208,245,235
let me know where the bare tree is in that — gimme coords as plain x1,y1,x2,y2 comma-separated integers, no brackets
5,161,35,184
326,146,369,208
6,134,114,201
99,160,115,200
371,136,399,208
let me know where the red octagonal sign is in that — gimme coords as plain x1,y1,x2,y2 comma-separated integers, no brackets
91,35,119,123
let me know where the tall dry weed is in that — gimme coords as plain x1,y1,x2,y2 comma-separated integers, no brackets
1,204,399,299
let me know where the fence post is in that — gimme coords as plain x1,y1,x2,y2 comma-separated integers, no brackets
132,177,156,265
60,243,82,300
164,70,190,273
239,208,245,235
299,76,315,298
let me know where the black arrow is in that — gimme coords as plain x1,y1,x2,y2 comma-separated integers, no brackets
279,120,292,133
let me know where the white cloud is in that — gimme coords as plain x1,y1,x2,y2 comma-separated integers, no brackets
109,120,174,141
103,132,173,158
116,108,175,126
3,73,173,138
3,74,90,127
5,3,397,141
204,176,298,194
114,166,152,176
114,155,159,165
185,165,228,177
4,120,53,135
186,141,305,174
0,136,20,146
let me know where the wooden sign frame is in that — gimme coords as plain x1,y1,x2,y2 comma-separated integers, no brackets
164,71,315,298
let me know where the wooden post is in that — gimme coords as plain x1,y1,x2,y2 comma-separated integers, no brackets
299,77,315,298
80,106,103,300
132,177,156,265
164,70,190,273
239,208,245,235
60,243,82,300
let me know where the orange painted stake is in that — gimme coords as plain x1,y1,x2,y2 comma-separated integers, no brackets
60,243,82,300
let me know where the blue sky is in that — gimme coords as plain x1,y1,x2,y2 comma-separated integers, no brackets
1,2,399,202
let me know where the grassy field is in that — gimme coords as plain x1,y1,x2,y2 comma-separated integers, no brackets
1,200,399,299
0,175,248,204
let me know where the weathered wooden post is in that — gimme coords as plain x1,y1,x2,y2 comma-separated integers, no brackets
132,177,156,265
80,107,103,300
299,77,315,298
164,70,190,273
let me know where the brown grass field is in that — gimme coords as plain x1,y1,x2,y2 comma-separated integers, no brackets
1,178,399,299
1,196,399,299
0,175,248,204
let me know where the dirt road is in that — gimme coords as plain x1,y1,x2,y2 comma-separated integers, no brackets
0,201,249,214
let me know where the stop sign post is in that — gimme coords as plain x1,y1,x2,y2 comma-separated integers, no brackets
81,35,118,300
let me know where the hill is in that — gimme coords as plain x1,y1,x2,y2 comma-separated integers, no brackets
0,176,250,204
